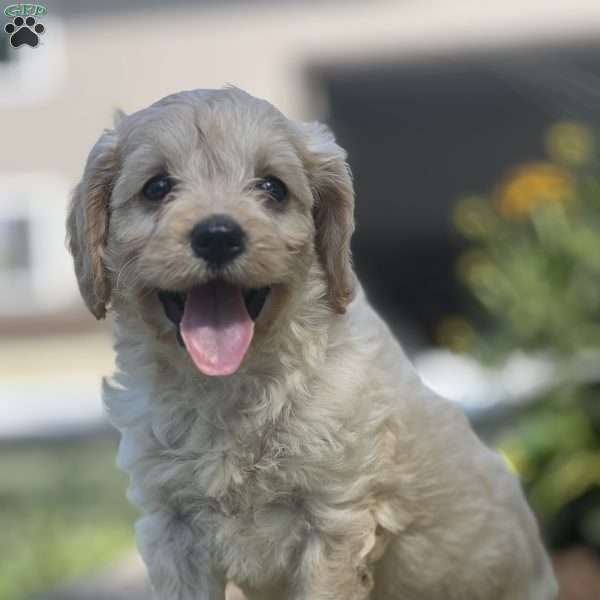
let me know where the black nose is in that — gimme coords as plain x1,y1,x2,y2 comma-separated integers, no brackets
190,215,246,267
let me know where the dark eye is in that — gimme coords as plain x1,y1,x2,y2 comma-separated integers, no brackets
255,176,288,203
142,174,173,201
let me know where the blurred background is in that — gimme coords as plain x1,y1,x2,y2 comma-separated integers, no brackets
2,0,600,598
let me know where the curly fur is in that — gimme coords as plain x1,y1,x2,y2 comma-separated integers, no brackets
67,87,557,600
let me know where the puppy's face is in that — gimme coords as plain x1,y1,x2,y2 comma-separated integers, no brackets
67,89,355,376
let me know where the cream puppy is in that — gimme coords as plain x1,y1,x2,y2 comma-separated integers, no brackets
67,87,557,600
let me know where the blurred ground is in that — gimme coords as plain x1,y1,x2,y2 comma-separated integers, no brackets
0,436,135,600
553,547,600,600
38,554,149,600
38,547,600,600
39,555,246,600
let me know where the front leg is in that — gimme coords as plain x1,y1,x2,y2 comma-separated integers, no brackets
135,510,225,600
286,511,386,600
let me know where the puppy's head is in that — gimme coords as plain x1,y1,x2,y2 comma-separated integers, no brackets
67,88,355,375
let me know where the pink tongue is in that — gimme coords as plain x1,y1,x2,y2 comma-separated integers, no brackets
180,281,254,376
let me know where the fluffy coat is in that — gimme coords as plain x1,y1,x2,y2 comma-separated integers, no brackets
67,88,557,600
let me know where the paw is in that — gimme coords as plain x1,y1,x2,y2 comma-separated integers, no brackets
4,16,45,48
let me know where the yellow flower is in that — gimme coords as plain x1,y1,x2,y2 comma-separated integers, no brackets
452,196,496,237
496,162,575,220
545,121,594,166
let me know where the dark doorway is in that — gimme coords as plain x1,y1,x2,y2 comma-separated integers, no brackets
312,43,600,350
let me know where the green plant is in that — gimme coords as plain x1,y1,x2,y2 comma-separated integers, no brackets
451,121,600,549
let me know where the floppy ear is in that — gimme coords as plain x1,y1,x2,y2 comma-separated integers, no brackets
66,129,118,319
299,121,356,313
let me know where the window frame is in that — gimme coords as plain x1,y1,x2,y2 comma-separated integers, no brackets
0,172,76,316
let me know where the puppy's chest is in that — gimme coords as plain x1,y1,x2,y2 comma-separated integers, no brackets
175,436,311,582
205,442,306,524
210,481,310,583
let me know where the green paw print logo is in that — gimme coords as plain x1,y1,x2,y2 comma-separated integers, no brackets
3,3,47,48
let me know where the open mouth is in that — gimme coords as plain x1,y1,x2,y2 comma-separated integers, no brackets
158,282,270,376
